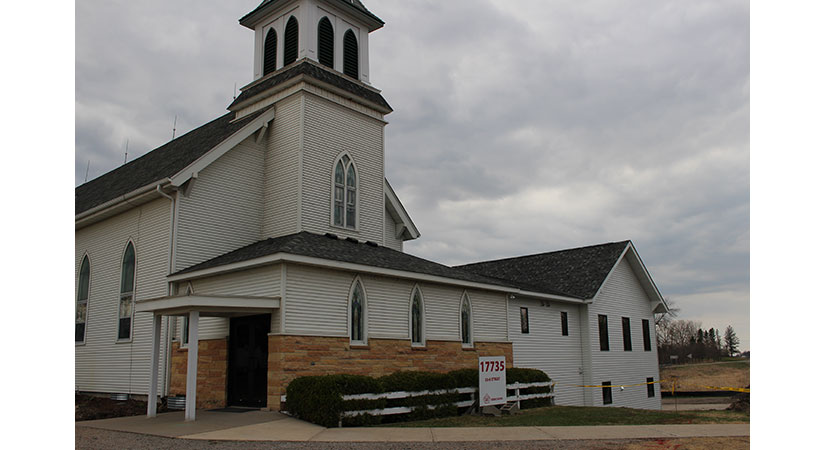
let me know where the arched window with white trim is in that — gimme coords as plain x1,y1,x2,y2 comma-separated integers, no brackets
460,293,472,347
410,286,425,346
333,154,357,228
263,28,277,75
76,255,91,343
349,278,367,345
118,242,136,341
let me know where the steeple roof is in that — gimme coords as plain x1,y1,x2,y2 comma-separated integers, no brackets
240,0,384,31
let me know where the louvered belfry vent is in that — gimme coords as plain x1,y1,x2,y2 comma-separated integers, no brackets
263,28,277,75
343,29,359,79
318,17,334,69
284,16,299,66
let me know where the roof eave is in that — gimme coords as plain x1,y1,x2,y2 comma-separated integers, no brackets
75,179,172,229
384,179,420,240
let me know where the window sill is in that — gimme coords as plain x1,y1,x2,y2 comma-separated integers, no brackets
411,344,427,351
349,343,369,350
461,345,475,351
75,341,86,346
116,338,133,344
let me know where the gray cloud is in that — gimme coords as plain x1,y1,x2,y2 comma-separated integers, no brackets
76,0,749,349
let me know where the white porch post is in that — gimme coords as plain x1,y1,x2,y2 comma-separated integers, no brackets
147,314,162,417
185,311,199,421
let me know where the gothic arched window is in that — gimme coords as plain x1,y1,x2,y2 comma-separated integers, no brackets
333,154,357,228
350,279,366,344
118,242,136,340
76,255,91,343
411,286,425,346
343,29,359,79
317,17,334,68
263,28,277,75
284,16,299,66
460,293,472,346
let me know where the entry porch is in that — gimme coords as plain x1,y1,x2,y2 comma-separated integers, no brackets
136,293,280,421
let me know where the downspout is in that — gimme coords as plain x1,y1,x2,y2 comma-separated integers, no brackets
156,184,176,397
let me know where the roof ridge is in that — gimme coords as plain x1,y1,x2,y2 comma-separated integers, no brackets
456,240,630,268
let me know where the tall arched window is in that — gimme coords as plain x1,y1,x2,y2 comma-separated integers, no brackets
317,17,334,68
118,242,136,340
343,29,359,79
263,28,278,76
333,154,357,228
410,286,425,346
76,255,91,343
284,16,299,66
350,279,366,344
460,293,472,347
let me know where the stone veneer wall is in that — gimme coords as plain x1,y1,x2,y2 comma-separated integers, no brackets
266,335,513,410
169,339,229,409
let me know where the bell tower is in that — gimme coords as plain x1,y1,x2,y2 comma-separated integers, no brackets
240,0,384,84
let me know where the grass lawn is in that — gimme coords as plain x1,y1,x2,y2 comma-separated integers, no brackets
380,405,749,428
660,360,750,393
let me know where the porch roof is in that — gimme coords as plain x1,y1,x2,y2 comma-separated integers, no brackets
135,294,280,317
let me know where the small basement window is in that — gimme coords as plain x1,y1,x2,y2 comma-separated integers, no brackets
602,381,613,405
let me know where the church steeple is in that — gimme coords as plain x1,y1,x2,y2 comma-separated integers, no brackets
240,0,383,84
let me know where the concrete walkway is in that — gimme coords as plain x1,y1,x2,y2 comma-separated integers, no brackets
78,411,749,443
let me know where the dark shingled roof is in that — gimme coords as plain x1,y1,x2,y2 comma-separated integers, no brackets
174,231,515,289
75,109,269,215
228,60,392,113
456,241,631,300
241,0,383,27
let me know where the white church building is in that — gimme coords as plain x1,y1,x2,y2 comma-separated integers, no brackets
75,0,668,420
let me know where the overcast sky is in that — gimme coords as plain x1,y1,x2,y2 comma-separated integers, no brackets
75,0,750,350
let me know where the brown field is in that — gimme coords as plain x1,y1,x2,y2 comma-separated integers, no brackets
622,437,750,450
659,360,749,393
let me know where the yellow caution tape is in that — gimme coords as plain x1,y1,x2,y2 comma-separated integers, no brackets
552,379,749,393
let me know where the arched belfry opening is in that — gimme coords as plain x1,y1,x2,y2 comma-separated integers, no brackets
263,28,277,76
343,29,359,79
318,17,334,69
284,16,299,66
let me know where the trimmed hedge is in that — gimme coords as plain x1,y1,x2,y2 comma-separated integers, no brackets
285,367,553,427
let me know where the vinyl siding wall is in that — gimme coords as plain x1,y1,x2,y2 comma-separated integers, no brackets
263,93,302,238
300,92,385,243
175,135,266,272
383,208,403,252
75,198,171,395
175,264,283,342
282,264,508,344
588,258,661,409
508,298,585,406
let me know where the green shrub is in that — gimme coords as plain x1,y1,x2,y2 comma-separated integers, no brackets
506,367,554,408
285,367,554,427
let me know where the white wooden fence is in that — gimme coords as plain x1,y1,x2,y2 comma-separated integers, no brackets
280,381,554,420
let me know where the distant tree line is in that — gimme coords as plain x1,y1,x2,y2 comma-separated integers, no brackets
655,299,741,364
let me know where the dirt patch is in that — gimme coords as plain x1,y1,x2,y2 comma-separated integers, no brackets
726,389,750,412
660,362,749,393
622,437,750,450
76,394,168,421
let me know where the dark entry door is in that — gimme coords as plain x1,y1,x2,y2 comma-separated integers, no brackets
227,314,270,407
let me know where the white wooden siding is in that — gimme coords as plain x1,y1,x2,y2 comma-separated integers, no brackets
509,298,585,406
263,93,303,238
175,135,265,272
588,257,662,409
282,265,509,344
75,198,171,395
383,208,403,251
300,92,385,243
